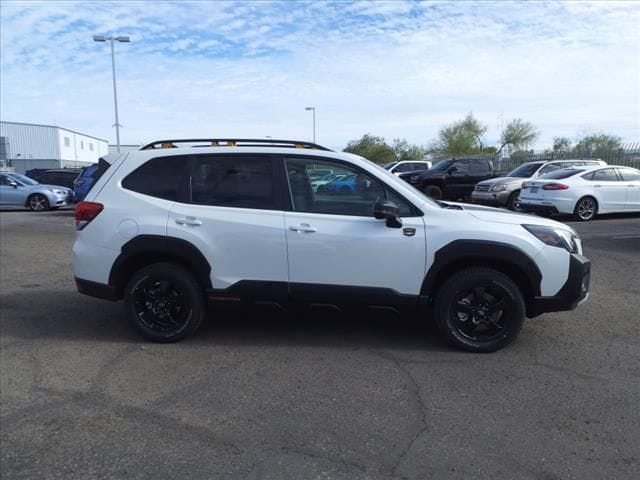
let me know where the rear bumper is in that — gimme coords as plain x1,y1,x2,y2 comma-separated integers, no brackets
528,253,590,317
75,277,120,301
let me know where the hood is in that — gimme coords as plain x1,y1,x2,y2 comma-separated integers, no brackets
445,201,576,232
476,176,525,187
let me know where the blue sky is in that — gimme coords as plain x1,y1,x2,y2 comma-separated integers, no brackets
1,0,638,151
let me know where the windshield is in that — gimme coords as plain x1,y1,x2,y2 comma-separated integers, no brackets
383,162,398,170
8,173,38,185
429,159,454,172
507,162,544,178
539,168,586,179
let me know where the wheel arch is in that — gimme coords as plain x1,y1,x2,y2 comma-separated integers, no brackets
109,235,212,299
421,240,542,317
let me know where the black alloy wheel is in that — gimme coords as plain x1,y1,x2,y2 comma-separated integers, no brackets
124,263,205,342
423,185,443,200
435,268,525,352
507,190,521,211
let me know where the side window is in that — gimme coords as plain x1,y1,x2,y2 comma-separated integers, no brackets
415,163,429,171
617,168,640,181
591,168,620,182
468,159,490,175
285,158,414,217
122,156,186,201
190,155,275,209
395,163,413,173
450,161,469,176
0,175,10,186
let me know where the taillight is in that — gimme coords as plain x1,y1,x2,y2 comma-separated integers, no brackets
75,201,103,230
543,183,570,190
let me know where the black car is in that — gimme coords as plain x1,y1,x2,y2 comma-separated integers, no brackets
399,158,501,200
25,169,81,190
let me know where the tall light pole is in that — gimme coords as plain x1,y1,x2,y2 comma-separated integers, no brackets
93,35,130,153
305,106,316,143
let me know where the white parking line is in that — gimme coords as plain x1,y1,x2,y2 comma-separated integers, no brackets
612,235,640,240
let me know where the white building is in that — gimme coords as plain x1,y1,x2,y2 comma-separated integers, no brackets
0,121,109,173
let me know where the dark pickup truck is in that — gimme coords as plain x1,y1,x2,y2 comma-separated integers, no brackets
399,158,503,200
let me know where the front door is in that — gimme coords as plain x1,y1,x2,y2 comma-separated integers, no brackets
0,174,24,207
282,157,427,302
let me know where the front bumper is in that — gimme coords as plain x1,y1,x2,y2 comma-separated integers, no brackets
528,253,590,317
471,190,512,207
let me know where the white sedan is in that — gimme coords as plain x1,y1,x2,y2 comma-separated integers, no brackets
518,165,640,221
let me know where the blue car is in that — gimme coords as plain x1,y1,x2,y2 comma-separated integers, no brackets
73,164,98,201
324,174,357,194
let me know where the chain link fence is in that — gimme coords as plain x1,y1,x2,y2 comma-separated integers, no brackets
433,143,640,173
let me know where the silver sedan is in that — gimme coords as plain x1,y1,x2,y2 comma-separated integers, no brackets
0,173,73,211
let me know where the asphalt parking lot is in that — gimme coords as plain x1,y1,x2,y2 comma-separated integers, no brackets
1,209,639,480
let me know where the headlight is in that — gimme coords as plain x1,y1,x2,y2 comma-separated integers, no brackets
491,184,508,192
522,224,580,253
48,189,66,195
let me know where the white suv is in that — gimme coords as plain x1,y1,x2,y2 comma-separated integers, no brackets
73,138,590,352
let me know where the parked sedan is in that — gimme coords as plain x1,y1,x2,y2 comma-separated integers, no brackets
518,166,640,221
310,173,347,192
0,173,73,211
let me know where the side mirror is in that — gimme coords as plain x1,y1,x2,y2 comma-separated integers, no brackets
8,180,18,188
447,166,458,175
373,199,402,228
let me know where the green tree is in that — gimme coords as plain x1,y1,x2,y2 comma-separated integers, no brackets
391,138,428,161
496,118,538,156
553,137,572,153
574,133,622,157
434,113,487,156
343,134,396,165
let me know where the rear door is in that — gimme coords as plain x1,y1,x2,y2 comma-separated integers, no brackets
167,154,289,292
282,156,426,300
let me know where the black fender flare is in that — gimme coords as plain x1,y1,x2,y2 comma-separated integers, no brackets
421,239,542,303
109,235,212,295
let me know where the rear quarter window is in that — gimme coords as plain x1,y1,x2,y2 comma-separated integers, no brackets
122,156,187,201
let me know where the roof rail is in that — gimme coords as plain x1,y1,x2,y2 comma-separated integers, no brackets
140,138,332,151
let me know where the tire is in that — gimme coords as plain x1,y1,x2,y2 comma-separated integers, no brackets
27,194,50,211
573,196,598,221
124,262,205,342
506,190,521,211
423,185,443,200
434,268,526,353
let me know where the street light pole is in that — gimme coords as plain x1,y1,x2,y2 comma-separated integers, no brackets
305,107,316,143
93,35,130,153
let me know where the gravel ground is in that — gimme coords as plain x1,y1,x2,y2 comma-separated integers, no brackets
1,209,639,480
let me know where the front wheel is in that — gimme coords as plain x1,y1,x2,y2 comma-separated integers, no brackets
124,263,205,342
574,196,597,221
423,185,443,200
506,190,521,211
435,268,525,352
27,194,50,211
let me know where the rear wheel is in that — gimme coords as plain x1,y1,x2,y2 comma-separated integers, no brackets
423,185,443,200
27,194,50,211
574,196,597,221
124,263,205,342
435,268,525,352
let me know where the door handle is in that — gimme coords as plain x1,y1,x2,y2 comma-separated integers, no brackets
175,217,202,226
289,223,317,233
593,184,602,188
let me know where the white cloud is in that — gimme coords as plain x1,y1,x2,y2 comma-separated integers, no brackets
0,0,638,151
